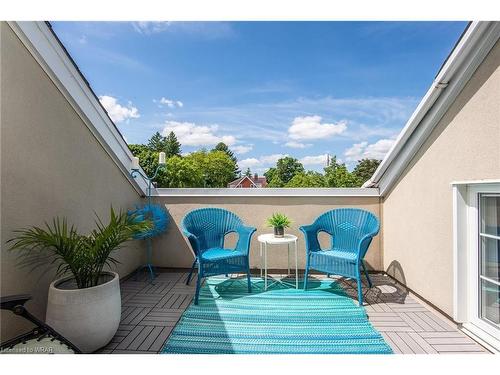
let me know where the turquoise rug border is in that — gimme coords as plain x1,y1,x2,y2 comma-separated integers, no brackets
162,277,393,354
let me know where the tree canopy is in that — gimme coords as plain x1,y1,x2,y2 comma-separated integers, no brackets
129,132,380,189
147,132,167,152
352,158,381,185
129,135,237,188
212,142,239,179
164,131,182,158
286,171,325,187
275,157,305,184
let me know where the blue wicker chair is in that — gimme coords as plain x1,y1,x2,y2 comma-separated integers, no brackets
300,208,380,306
182,208,256,305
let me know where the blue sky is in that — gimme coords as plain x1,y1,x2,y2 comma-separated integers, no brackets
52,21,467,173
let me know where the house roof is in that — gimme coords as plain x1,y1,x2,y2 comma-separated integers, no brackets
364,21,500,196
228,175,267,188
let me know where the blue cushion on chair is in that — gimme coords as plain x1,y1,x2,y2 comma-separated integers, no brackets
200,248,245,261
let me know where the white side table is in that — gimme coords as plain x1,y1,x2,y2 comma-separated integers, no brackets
257,233,298,290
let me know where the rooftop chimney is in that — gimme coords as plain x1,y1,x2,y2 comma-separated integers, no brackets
254,173,258,181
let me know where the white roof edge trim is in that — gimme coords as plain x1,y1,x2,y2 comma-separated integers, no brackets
153,188,380,197
364,22,500,196
451,179,500,186
8,21,148,196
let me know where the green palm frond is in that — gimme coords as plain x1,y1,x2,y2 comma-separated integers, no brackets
7,207,151,289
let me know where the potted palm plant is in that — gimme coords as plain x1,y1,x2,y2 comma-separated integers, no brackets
266,213,292,238
7,207,150,353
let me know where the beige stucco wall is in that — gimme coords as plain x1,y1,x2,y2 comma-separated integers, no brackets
382,40,500,316
151,196,382,272
0,23,145,340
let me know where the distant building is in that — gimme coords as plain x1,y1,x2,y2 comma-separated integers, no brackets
227,173,268,188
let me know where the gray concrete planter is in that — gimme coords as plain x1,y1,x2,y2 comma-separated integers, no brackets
45,271,121,353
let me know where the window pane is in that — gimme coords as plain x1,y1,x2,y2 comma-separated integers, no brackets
480,236,500,282
480,195,500,237
480,279,500,326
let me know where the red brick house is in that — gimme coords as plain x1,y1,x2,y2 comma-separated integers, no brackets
227,174,268,188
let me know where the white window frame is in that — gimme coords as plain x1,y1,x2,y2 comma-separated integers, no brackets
453,180,500,352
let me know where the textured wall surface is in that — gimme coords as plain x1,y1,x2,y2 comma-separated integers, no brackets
382,40,500,316
0,23,145,341
151,195,382,271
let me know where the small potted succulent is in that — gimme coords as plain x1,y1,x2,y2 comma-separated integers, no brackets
266,213,292,238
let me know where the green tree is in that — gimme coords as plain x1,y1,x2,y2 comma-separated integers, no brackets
268,174,284,187
128,144,148,156
286,171,325,187
352,158,381,185
164,131,182,157
275,157,304,184
185,150,237,188
206,151,238,187
163,156,203,187
212,142,239,178
264,167,277,184
324,163,360,187
147,131,167,152
244,168,252,177
132,149,169,187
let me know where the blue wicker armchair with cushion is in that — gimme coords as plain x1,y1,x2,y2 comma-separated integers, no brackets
300,208,380,306
182,208,256,305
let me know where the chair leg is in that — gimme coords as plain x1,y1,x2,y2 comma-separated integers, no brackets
186,258,197,285
194,273,202,305
303,267,309,290
361,260,372,288
246,262,252,293
356,276,363,306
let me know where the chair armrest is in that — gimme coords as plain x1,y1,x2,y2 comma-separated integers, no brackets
357,232,377,259
235,225,257,254
183,230,201,257
299,224,321,253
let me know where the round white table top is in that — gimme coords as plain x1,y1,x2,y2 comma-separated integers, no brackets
257,233,297,244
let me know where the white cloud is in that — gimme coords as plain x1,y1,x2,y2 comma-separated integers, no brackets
344,138,396,162
288,115,347,140
132,22,171,34
156,97,184,108
238,158,260,169
232,145,253,155
299,154,330,166
132,22,235,39
162,121,236,146
285,141,311,149
260,154,288,164
99,95,140,123
238,154,288,170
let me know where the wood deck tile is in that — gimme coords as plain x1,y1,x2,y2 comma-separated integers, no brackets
100,270,489,354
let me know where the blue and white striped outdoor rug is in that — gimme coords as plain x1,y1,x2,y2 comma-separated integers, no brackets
161,277,393,354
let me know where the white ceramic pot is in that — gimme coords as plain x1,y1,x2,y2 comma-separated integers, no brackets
45,271,121,353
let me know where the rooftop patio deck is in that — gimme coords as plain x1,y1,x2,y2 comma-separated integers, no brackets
99,269,489,354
